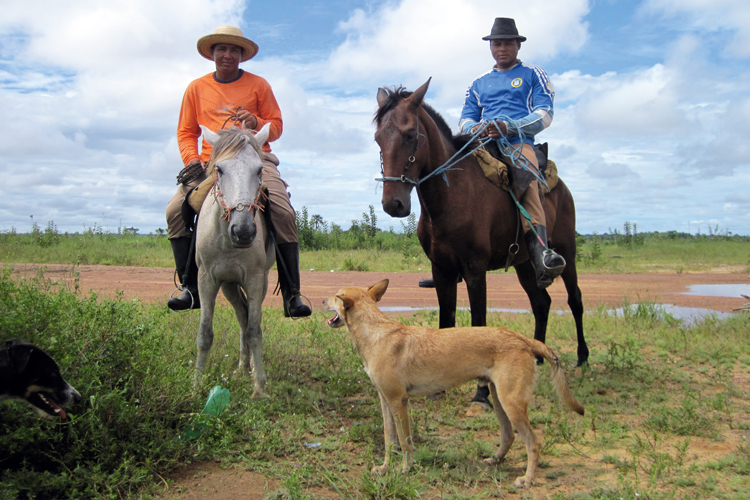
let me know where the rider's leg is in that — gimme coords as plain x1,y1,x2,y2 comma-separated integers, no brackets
263,154,312,318
518,144,565,288
166,175,204,310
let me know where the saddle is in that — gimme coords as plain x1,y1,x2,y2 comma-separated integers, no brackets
474,142,559,198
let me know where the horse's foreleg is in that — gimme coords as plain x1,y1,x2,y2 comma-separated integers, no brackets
516,261,551,362
195,275,221,387
464,273,488,327
239,276,267,399
561,264,589,366
433,266,458,328
221,283,251,375
465,272,491,408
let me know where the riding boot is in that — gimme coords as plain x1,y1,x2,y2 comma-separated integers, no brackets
167,236,200,311
524,225,566,289
276,242,312,318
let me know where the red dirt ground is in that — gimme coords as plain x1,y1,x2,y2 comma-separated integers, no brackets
7,263,749,313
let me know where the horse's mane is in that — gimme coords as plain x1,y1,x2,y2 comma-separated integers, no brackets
374,86,467,150
207,127,264,171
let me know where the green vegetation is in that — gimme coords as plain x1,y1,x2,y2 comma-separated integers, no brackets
1,270,749,499
1,218,748,274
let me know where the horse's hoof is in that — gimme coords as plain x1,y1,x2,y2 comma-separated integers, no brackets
251,391,270,400
465,401,492,416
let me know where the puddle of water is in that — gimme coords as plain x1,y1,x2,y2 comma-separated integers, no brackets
612,304,732,326
683,284,750,298
381,304,734,327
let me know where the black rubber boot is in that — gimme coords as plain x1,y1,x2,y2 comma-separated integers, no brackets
418,276,462,288
276,242,312,318
167,236,200,311
524,225,566,289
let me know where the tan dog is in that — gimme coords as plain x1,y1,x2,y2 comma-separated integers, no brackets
324,279,584,489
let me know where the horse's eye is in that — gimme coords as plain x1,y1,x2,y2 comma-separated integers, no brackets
405,130,416,142
216,166,223,176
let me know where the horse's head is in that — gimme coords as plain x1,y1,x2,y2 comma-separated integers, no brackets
374,78,432,218
201,124,270,248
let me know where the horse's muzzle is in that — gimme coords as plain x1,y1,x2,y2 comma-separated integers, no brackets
229,219,257,248
382,196,411,218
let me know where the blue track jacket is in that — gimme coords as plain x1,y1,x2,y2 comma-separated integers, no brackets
459,61,554,145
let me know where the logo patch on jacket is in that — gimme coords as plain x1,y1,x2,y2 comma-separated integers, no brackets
511,78,523,88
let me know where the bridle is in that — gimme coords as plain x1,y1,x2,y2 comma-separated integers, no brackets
211,171,267,222
376,112,424,186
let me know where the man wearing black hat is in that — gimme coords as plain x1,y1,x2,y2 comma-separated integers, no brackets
459,17,565,290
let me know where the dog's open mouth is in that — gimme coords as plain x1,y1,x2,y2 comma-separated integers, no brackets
327,313,340,327
29,392,67,419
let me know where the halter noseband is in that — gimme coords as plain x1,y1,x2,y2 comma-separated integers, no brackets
376,112,424,186
212,173,266,222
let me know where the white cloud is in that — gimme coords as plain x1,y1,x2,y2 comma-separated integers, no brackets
0,0,749,236
643,0,750,57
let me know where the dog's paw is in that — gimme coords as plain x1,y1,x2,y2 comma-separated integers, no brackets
513,476,533,489
465,401,492,417
371,465,387,476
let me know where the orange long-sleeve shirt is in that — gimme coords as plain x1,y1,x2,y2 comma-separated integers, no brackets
176,70,283,166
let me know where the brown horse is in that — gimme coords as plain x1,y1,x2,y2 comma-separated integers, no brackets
375,79,589,384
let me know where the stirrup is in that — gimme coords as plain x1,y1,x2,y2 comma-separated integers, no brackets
284,292,312,319
168,286,198,311
535,250,565,288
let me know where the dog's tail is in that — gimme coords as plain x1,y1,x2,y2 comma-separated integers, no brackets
531,341,585,416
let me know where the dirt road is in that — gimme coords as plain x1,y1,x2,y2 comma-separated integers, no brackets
8,263,749,313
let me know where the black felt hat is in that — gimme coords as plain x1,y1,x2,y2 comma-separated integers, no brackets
482,17,526,42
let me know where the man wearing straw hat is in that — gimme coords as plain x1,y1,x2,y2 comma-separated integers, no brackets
460,17,565,290
165,25,311,318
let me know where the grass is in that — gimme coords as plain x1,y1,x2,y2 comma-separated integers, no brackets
1,269,749,499
1,229,748,274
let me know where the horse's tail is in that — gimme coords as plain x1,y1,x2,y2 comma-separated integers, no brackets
530,341,585,415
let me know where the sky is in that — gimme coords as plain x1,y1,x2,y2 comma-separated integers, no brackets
1,0,749,236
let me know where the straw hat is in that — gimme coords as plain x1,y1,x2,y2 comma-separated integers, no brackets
197,25,259,62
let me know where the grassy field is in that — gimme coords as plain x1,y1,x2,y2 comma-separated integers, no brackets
1,269,749,499
0,229,748,274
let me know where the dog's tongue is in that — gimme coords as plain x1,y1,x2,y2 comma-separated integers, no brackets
327,313,339,326
39,393,67,419
53,402,67,420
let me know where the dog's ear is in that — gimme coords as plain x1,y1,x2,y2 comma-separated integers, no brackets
337,294,355,311
8,344,34,374
368,279,389,302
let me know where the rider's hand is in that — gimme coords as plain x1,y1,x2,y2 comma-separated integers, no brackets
486,120,507,138
472,121,507,138
237,109,258,130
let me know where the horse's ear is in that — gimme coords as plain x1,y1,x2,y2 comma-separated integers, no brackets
253,122,271,147
200,125,220,146
368,279,389,302
337,294,354,311
377,87,389,106
406,77,432,108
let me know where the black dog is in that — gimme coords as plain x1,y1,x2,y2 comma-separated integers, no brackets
0,339,81,419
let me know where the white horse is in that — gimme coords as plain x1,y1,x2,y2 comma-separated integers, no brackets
194,124,275,398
